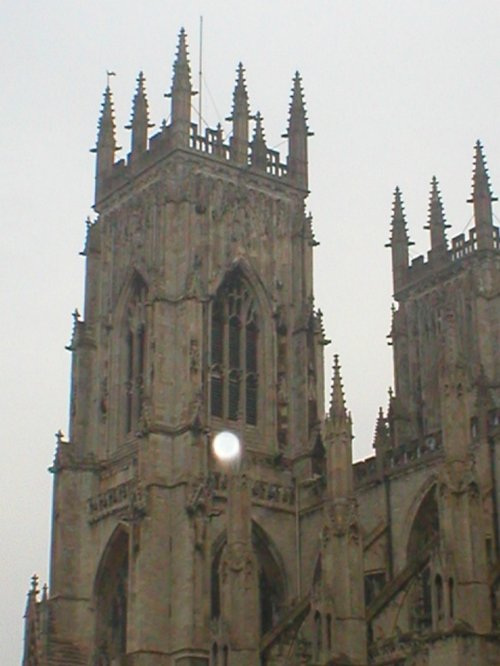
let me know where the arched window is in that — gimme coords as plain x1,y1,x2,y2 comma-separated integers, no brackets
407,486,439,632
124,276,148,435
95,529,129,661
210,272,258,425
210,525,285,636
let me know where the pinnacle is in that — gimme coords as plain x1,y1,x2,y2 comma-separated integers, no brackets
285,70,310,136
95,85,117,147
172,27,191,89
127,71,153,129
468,140,497,204
392,187,405,222
373,407,388,449
229,61,250,119
99,86,115,128
425,176,450,236
388,187,412,247
253,111,266,142
329,354,348,422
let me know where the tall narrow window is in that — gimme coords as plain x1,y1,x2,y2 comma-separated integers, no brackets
210,272,259,425
124,276,148,435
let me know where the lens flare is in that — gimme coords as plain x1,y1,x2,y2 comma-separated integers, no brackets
212,431,241,462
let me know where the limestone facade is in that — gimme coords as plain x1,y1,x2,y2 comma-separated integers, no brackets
22,30,500,666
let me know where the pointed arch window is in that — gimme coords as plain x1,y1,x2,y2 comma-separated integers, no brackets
210,272,259,425
124,276,148,435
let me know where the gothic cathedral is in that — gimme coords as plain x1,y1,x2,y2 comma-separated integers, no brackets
23,30,500,666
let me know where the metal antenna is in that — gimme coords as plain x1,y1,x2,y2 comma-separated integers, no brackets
198,16,203,132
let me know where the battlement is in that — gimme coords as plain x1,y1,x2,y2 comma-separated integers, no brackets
93,30,309,207
389,143,498,298
402,224,500,291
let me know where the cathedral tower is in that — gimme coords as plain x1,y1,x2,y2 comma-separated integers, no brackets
24,30,329,666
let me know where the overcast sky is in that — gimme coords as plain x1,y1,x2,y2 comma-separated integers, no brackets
1,2,499,663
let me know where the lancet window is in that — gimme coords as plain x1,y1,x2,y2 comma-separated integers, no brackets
124,276,148,435
210,272,258,425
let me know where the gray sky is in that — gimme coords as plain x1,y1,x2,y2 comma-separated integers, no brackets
1,1,499,663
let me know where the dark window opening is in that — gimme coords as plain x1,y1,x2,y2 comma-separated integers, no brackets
210,271,259,425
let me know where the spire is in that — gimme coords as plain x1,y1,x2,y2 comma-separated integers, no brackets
92,85,119,202
227,62,251,164
468,140,497,250
386,187,412,295
424,176,450,263
127,71,154,155
167,28,194,145
284,72,312,190
329,354,348,424
250,111,267,170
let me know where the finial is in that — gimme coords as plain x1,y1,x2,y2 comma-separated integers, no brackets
424,176,450,260
329,354,348,421
30,574,39,595
55,429,64,445
42,584,48,602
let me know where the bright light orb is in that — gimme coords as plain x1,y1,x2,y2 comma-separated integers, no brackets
212,431,241,462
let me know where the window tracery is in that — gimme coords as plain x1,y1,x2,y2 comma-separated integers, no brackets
210,272,258,425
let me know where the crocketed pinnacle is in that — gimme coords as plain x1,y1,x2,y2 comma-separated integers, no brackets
127,72,154,153
172,28,191,92
228,62,250,120
387,187,412,247
425,176,449,256
129,72,150,126
285,71,310,136
467,141,497,250
96,86,116,149
329,354,348,422
468,140,497,205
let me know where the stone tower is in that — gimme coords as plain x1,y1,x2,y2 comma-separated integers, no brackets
355,142,500,665
23,30,340,666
